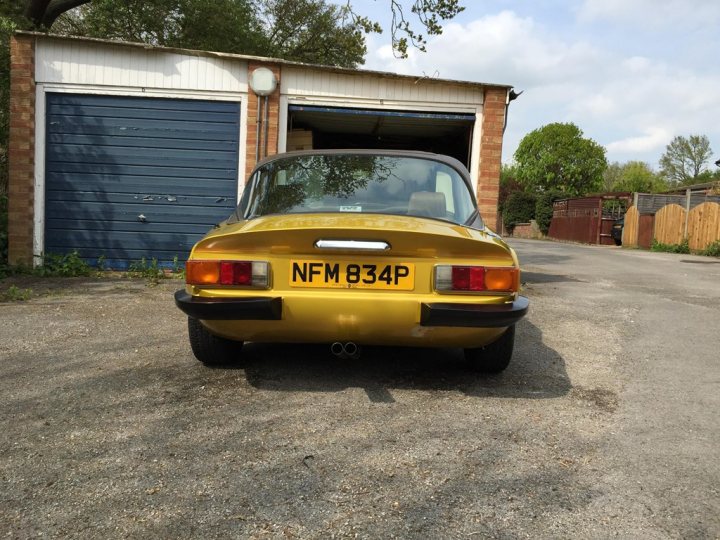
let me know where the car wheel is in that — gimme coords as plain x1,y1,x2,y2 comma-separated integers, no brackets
187,317,243,366
464,325,515,373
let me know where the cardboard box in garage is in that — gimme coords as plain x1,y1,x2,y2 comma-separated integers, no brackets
287,130,313,151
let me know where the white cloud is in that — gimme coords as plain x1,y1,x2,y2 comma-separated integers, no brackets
577,0,720,27
606,127,672,154
362,7,720,166
367,11,602,87
570,93,617,118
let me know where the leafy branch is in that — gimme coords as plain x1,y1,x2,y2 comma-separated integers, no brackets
344,0,464,58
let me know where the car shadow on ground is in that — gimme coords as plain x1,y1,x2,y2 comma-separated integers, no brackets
522,271,584,284
680,259,720,264
237,319,570,402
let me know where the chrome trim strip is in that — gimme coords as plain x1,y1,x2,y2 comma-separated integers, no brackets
314,239,390,251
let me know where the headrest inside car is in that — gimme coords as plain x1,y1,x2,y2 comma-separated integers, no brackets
408,191,446,219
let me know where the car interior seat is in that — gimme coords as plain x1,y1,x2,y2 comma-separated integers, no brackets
407,191,447,219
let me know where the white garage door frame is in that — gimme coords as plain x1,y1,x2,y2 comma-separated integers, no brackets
33,83,248,266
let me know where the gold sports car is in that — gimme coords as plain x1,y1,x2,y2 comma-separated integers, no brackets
175,150,528,372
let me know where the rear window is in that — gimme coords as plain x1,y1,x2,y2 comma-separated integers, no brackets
238,154,477,225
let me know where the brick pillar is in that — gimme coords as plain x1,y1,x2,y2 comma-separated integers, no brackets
245,62,281,182
477,86,507,232
8,34,35,266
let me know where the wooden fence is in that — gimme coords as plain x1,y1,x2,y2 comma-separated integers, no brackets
654,204,686,245
626,201,720,250
687,202,720,251
622,206,639,247
548,194,632,245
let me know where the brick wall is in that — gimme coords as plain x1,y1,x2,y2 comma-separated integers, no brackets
477,86,507,232
7,34,35,266
511,221,544,239
244,62,281,182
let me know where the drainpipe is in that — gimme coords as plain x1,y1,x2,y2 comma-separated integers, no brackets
263,95,270,158
255,95,262,164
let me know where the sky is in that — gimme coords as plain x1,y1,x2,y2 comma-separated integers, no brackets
344,0,720,169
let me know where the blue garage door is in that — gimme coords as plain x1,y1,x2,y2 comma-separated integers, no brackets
44,93,240,269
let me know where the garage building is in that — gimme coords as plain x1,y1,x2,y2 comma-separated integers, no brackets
7,33,512,268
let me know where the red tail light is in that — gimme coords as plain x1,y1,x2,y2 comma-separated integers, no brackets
186,260,269,288
452,266,485,291
435,265,518,293
219,261,251,285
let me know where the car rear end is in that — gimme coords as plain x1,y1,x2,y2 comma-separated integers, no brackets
174,150,528,366
176,212,527,348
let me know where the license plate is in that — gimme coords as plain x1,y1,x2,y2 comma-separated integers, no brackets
290,260,415,290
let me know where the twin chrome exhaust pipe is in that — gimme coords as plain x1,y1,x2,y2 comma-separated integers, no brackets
330,341,361,360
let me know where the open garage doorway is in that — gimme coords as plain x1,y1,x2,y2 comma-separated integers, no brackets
285,105,476,168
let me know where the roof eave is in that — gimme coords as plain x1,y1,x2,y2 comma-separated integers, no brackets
16,30,514,91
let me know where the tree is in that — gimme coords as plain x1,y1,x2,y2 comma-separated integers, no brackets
368,0,465,58
602,162,623,192
659,134,713,186
23,0,87,27
498,163,523,213
53,0,367,67
609,161,667,193
23,0,464,59
258,0,367,67
513,123,607,197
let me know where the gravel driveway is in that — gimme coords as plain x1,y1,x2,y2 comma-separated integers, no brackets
1,240,718,538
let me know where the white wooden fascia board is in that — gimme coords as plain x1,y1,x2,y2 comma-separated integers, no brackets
470,108,483,190
238,96,249,196
33,84,46,267
280,68,484,102
278,95,289,153
35,39,249,92
36,83,246,102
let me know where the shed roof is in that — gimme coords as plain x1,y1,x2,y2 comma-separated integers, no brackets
662,181,720,194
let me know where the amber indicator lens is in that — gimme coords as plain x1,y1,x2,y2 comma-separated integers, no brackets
485,268,518,291
186,261,220,285
187,260,269,287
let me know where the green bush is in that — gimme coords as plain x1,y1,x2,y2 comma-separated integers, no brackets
534,190,565,235
128,257,165,283
0,284,33,302
35,251,94,277
1,250,96,279
700,240,720,257
650,239,690,254
502,191,537,233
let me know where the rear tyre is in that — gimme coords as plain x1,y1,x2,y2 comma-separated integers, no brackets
187,317,243,366
464,325,515,373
